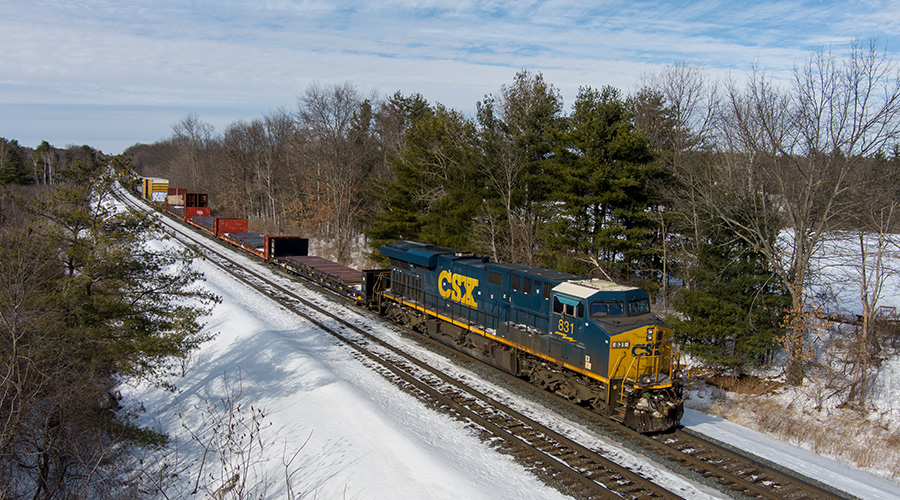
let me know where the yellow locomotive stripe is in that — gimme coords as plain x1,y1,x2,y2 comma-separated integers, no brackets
551,331,576,342
385,292,619,386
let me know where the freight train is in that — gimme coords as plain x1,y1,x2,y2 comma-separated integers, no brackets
135,176,686,432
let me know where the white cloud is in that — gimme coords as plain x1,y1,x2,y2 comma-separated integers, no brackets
1,0,897,153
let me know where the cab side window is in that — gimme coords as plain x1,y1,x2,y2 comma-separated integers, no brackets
553,297,564,314
553,297,583,318
627,299,650,316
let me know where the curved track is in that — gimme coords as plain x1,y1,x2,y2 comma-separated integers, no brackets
116,184,857,500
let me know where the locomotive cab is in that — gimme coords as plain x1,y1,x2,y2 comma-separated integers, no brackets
551,280,685,432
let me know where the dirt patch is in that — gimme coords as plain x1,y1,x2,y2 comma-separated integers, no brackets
692,368,783,396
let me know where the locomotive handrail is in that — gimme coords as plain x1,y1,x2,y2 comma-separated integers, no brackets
623,348,660,386
611,351,628,383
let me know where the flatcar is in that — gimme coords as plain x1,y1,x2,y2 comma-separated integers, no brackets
378,240,685,432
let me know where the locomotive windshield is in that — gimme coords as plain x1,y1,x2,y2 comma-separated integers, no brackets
627,298,650,316
590,298,650,318
590,301,624,318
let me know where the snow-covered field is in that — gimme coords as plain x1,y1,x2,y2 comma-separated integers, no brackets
118,196,900,499
125,239,572,499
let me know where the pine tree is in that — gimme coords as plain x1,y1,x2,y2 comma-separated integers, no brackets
546,86,659,278
0,157,219,496
0,137,32,185
367,105,483,252
670,226,788,374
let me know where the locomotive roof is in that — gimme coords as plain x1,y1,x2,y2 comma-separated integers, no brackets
554,279,640,299
489,262,581,283
381,240,581,283
381,240,475,268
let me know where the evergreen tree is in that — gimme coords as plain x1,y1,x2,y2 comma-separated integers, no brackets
0,137,32,185
669,222,788,374
367,105,482,253
0,157,218,496
374,91,433,169
476,70,564,264
546,86,658,279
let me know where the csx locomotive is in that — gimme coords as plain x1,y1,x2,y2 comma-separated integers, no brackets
378,240,685,432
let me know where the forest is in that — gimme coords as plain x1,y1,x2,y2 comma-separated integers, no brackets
2,40,900,497
125,42,900,393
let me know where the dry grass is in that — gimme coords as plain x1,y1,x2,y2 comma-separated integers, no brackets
693,368,783,395
691,377,900,482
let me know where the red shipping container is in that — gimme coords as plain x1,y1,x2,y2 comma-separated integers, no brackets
184,207,211,218
214,218,248,238
166,188,187,210
186,193,209,208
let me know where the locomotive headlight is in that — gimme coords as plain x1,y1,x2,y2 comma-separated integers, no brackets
641,374,653,385
646,327,654,341
673,370,685,381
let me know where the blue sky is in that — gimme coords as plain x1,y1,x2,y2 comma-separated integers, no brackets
1,0,897,154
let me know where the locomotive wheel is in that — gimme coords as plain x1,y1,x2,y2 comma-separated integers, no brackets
530,366,562,391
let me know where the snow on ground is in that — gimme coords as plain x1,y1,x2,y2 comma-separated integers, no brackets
808,231,900,420
683,410,900,500
117,191,900,499
125,239,572,500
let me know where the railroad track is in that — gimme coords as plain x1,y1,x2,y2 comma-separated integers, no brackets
115,185,684,499
115,184,856,500
650,429,852,500
564,408,853,500
444,323,856,500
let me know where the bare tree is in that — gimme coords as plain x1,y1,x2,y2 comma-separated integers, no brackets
31,141,59,185
173,114,216,189
221,120,257,216
220,111,297,228
642,62,719,155
848,210,897,407
258,110,297,229
637,63,720,307
707,40,900,384
833,155,900,407
292,82,379,263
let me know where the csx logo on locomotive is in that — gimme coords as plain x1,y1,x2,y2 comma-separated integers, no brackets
438,270,479,308
632,342,662,357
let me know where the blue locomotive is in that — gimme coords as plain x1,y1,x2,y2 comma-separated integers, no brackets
379,240,685,432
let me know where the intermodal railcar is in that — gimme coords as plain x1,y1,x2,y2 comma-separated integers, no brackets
133,176,685,432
